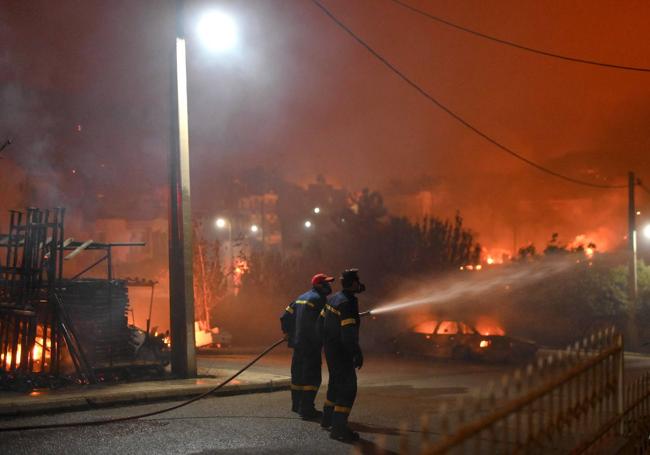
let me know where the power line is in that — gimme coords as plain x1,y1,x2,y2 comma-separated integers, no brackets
388,0,650,73
310,0,626,189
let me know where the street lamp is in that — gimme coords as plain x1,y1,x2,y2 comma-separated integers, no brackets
215,217,234,277
304,220,313,229
169,2,239,378
313,207,321,214
250,224,259,233
197,11,238,53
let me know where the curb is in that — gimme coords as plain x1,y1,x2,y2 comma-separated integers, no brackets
0,378,290,418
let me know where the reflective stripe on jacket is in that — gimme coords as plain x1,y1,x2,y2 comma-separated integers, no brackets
320,290,361,356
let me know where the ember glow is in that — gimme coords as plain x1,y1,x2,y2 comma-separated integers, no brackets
1,345,19,369
32,336,51,367
232,258,249,290
1,333,51,370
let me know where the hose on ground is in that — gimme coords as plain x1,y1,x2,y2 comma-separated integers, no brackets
0,337,287,432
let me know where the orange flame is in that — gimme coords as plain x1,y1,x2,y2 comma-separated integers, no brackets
232,258,249,291
1,335,53,370
475,317,505,336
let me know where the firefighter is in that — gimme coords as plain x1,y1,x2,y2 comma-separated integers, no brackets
320,268,366,442
281,273,334,419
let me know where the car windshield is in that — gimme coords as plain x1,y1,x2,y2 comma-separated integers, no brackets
458,322,478,334
412,320,438,335
436,321,458,334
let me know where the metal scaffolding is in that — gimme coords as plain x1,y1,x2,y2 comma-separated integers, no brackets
0,207,160,389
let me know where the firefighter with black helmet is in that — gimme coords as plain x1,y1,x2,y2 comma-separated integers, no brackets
280,273,334,419
320,268,366,442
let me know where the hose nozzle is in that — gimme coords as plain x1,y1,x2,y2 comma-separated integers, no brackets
359,310,373,318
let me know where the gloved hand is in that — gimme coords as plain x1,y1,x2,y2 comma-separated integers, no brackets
353,351,364,369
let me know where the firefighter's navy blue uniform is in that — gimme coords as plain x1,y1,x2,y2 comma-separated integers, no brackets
320,289,362,439
281,288,327,417
280,301,298,410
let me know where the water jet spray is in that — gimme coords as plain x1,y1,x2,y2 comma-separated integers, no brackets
361,258,575,317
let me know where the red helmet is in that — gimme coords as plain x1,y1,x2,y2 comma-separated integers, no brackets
311,273,335,286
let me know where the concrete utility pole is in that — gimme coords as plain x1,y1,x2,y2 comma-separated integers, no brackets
627,171,638,349
169,0,197,378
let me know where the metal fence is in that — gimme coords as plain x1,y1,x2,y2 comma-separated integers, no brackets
396,328,650,454
347,329,650,454
607,371,650,454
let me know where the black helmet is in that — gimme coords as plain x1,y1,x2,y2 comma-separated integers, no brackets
341,268,360,287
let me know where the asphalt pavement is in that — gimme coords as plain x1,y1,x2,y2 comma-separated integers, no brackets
2,349,650,454
0,350,517,454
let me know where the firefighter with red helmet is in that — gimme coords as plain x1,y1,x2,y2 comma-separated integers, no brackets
280,273,334,419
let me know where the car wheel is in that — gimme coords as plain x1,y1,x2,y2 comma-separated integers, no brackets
452,346,469,360
393,341,404,357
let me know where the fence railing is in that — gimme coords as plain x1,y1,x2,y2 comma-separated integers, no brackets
349,329,650,454
603,370,650,454
412,328,646,454
422,330,624,454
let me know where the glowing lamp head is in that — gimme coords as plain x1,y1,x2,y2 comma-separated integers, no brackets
304,220,312,229
216,218,227,229
313,207,320,214
644,224,650,240
197,11,238,52
250,224,259,233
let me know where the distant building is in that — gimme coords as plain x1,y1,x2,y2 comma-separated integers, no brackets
237,191,281,248
277,176,349,256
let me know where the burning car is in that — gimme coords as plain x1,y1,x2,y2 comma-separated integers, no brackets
391,319,537,363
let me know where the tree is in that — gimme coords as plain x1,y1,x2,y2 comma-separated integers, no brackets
193,220,227,329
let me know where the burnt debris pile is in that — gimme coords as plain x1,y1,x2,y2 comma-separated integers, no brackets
0,207,168,391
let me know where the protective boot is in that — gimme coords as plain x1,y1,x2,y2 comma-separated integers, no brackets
321,404,334,429
330,410,359,442
291,389,301,413
299,390,322,420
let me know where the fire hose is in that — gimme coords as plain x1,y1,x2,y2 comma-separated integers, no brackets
0,336,286,432
0,311,374,433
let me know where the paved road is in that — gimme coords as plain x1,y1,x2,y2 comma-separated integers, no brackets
1,349,649,454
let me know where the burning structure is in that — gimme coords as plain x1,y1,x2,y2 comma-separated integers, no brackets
0,207,169,390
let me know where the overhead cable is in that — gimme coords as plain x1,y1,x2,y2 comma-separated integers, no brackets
310,0,626,189
388,0,650,73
